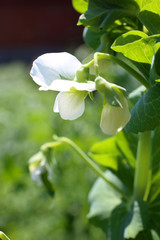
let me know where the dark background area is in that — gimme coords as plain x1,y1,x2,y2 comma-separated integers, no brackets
0,0,83,62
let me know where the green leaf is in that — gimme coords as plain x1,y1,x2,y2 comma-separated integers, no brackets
88,171,149,240
83,27,102,49
134,0,154,9
90,131,136,169
124,200,148,239
78,0,139,31
152,127,160,176
112,31,160,79
139,0,160,34
89,131,137,192
109,200,148,240
150,43,160,85
107,203,129,240
87,170,126,230
89,137,120,169
72,0,88,13
147,172,160,236
112,31,148,61
127,229,160,240
147,127,160,232
125,86,160,133
151,230,160,240
128,85,146,105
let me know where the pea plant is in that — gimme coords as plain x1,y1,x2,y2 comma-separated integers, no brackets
3,0,160,240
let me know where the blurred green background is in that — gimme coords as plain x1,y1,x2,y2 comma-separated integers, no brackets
0,57,107,240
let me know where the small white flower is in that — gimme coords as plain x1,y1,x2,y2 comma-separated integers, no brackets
100,94,131,135
30,52,95,120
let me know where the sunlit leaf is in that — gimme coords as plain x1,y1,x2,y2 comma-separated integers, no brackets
89,131,137,192
112,31,160,79
139,0,160,34
72,0,88,14
90,131,136,168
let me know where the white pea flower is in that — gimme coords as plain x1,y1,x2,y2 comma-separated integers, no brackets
30,52,95,120
100,93,131,135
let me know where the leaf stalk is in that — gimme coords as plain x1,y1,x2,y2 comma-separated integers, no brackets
54,135,127,199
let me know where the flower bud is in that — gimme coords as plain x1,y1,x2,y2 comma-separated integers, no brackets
100,93,131,135
95,76,125,107
29,152,46,186
29,151,55,196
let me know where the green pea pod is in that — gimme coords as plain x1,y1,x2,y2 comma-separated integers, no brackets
0,232,10,240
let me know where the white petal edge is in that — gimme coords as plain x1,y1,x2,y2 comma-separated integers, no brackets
47,80,96,92
53,94,59,113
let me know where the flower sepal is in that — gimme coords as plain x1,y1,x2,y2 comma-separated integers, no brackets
95,76,126,107
76,65,89,83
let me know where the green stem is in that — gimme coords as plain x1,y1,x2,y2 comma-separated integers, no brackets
133,131,152,200
94,53,149,89
54,136,127,199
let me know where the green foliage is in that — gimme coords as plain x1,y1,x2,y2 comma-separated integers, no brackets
112,31,160,79
110,30,160,133
90,131,137,187
138,0,160,34
87,171,150,240
90,130,136,170
78,0,139,31
125,86,160,133
87,130,160,239
83,27,103,50
150,43,160,84
87,171,125,230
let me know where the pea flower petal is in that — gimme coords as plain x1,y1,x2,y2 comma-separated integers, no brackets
30,52,82,89
100,95,131,135
54,90,87,120
46,79,96,92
